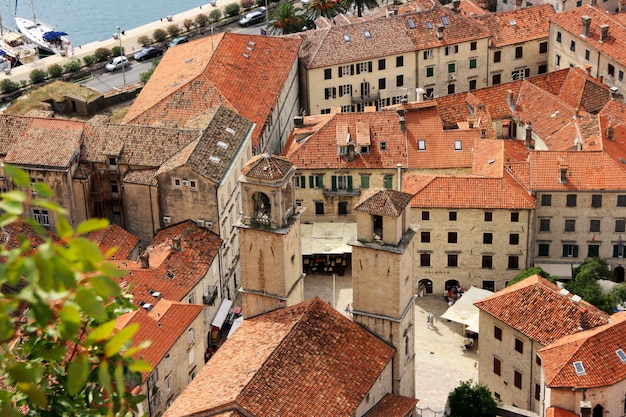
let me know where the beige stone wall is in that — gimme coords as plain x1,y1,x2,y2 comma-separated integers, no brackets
263,59,300,154
545,381,626,417
488,38,549,87
412,206,532,294
122,182,159,242
354,361,394,417
478,311,542,412
28,168,76,228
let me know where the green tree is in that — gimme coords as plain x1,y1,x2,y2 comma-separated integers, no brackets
609,282,626,310
448,380,497,417
195,13,210,28
153,28,168,43
0,78,20,94
208,9,222,23
565,258,614,313
506,266,556,287
306,0,345,20
268,2,306,35
111,45,125,58
341,0,378,17
183,18,193,32
94,47,112,62
167,24,181,38
0,165,151,416
47,63,63,78
139,59,160,84
29,68,47,84
224,3,241,17
241,0,255,9
63,60,82,74
82,55,96,67
137,35,153,47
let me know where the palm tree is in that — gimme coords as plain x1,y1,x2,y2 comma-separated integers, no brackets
267,2,306,35
306,0,345,20
341,0,379,17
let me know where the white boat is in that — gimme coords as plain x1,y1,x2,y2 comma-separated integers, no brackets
13,1,70,56
0,26,39,66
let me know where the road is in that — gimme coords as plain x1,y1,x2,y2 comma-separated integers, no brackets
80,59,154,92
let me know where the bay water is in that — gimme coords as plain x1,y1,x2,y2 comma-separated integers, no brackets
0,0,210,47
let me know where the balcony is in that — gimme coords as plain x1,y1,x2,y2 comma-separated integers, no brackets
323,188,361,197
351,91,380,104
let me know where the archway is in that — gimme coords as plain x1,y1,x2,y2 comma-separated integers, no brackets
252,192,271,222
418,279,433,295
592,404,603,417
445,279,460,291
614,266,625,283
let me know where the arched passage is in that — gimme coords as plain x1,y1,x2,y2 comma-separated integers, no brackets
614,266,625,283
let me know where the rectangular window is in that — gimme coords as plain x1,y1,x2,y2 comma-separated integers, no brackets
494,51,501,63
482,255,493,269
360,175,370,189
418,140,426,150
338,64,353,77
494,326,502,340
515,46,523,59
449,211,457,221
173,178,182,188
32,209,50,226
378,58,386,70
511,212,519,222
617,195,626,207
620,70,624,82
562,244,579,258
608,63,615,76
556,54,561,66
539,42,547,53
591,194,602,207
492,73,501,85
566,194,577,207
614,244,625,258
514,371,522,389
570,40,576,51
469,58,477,69
396,56,404,67
515,338,524,353
493,357,502,376
448,232,457,243
339,84,352,96
535,384,541,401
383,175,393,189
588,244,599,258
315,202,324,215
483,233,493,244
590,219,601,232
541,194,552,206
616,219,625,232
378,78,386,90
538,64,547,74
565,219,576,232
585,49,590,61
448,84,455,95
484,212,493,222
420,253,431,266
447,254,458,267
324,68,332,80
338,202,348,215
324,87,337,99
189,180,197,190
422,211,430,221
556,31,562,42
423,50,433,60
539,218,551,231
421,231,431,242
448,63,456,73
470,41,477,50
469,79,477,90
509,234,519,245
426,66,434,77
508,255,519,269
538,243,550,257
396,74,404,87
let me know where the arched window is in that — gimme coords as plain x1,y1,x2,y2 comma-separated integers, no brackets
592,404,603,417
252,192,271,221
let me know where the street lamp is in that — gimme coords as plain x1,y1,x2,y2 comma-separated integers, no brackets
116,26,126,86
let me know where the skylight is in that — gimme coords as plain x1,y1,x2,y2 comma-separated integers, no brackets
343,34,351,42
617,349,626,362
408,18,416,29
573,361,586,376
226,127,236,135
426,21,433,30
364,30,371,39
441,16,449,26
209,156,221,164
217,141,229,149
510,19,517,26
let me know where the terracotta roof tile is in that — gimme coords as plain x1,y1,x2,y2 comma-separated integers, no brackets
475,275,610,346
354,188,413,217
164,298,396,417
364,393,419,417
86,223,139,260
546,407,580,417
599,100,626,168
473,5,555,47
242,154,293,180
539,312,626,388
123,169,158,186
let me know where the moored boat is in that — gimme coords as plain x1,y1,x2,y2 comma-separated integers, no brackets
14,1,70,56
0,26,39,66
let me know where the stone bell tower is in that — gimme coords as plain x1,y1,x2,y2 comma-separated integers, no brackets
349,188,417,398
237,154,305,319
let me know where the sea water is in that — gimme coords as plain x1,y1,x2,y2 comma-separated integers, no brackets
0,0,210,47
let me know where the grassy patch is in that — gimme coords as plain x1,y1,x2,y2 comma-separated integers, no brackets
4,81,101,115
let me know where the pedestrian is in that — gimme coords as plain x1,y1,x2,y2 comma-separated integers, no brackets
427,312,434,328
345,303,351,316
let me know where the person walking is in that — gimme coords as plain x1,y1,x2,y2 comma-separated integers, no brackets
345,304,352,317
427,312,434,328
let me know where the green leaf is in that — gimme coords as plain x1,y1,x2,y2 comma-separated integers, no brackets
0,200,24,215
76,218,110,236
98,361,112,397
76,287,107,322
16,382,48,408
32,182,52,198
105,323,138,358
0,213,19,227
7,362,37,383
128,359,152,373
114,362,125,398
59,304,81,340
85,320,116,346
90,275,121,299
0,190,27,202
55,215,73,239
122,340,152,358
67,352,89,395
4,165,30,188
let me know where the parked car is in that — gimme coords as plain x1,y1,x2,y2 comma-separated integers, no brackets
239,8,265,26
105,56,129,72
168,36,188,47
133,47,164,62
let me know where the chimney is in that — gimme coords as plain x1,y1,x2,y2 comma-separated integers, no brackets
294,116,304,127
580,310,588,329
399,115,406,132
397,164,402,191
436,24,444,41
416,87,425,102
600,24,609,42
525,122,534,149
515,0,523,8
506,89,515,111
139,251,150,268
581,16,591,37
452,0,460,12
607,127,614,141
171,234,182,252
347,143,355,162
585,64,592,75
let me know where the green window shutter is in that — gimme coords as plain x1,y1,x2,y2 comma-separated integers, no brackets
562,245,568,257
573,245,579,257
309,176,314,188
347,176,353,192
361,175,369,189
614,245,619,257
301,175,306,188
318,175,324,188
331,176,337,192
384,175,392,189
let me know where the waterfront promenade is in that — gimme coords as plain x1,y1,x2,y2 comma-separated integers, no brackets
2,0,231,85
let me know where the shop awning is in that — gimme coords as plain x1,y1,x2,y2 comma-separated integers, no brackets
227,316,243,338
534,263,577,279
211,299,233,329
301,222,357,256
440,286,493,333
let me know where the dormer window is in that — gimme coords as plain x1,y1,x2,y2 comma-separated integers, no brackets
573,361,586,376
418,140,426,150
338,146,347,155
359,146,370,154
560,168,568,183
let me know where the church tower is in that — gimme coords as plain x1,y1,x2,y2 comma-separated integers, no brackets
349,188,417,398
237,154,305,319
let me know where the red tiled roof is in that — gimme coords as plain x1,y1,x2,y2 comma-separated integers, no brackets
539,312,626,388
364,393,419,417
472,139,504,178
599,100,626,168
475,275,610,346
546,406,580,417
354,188,413,217
87,223,139,260
164,298,397,417
404,173,535,209
474,5,555,47
242,154,293,180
